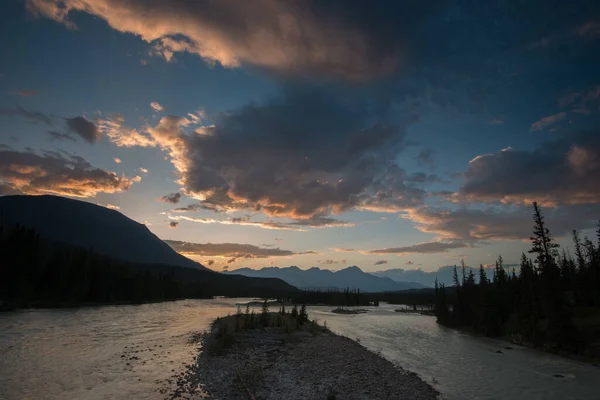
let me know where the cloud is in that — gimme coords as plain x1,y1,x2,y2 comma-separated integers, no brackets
405,261,414,265
331,248,356,253
140,168,148,174
99,203,120,210
416,148,434,168
99,114,156,147
530,112,566,132
137,86,424,220
47,131,75,142
114,157,122,164
403,204,600,243
0,149,135,197
206,259,215,266
150,102,164,112
456,130,600,205
374,260,388,265
161,192,182,204
65,116,102,144
366,241,469,255
287,215,354,228
16,90,38,97
165,240,315,261
172,203,204,213
168,221,179,228
167,214,307,231
0,106,53,126
577,20,600,37
26,0,441,81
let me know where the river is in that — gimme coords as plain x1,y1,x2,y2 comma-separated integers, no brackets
0,299,598,400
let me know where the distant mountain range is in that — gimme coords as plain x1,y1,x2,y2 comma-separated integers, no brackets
373,265,512,287
0,195,206,270
225,266,426,292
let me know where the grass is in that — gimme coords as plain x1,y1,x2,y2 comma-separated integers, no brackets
205,304,330,355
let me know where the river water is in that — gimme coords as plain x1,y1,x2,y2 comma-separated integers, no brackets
0,299,598,400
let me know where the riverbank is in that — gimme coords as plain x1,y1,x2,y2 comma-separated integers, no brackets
172,313,439,399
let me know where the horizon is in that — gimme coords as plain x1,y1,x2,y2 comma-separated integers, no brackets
1,1,600,273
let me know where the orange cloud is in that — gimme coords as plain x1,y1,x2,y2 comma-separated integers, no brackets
25,0,418,80
0,149,135,197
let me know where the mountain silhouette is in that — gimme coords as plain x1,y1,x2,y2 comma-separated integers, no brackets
0,195,206,270
225,265,425,292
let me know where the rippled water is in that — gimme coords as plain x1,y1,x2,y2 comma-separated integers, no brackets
1,300,598,400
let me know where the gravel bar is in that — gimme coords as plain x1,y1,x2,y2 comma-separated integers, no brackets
170,327,440,399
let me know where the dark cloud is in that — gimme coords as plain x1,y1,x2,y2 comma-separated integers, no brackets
405,203,600,242
0,149,135,197
0,106,53,126
174,85,424,219
168,221,179,228
161,192,183,204
165,240,315,260
28,0,443,81
47,131,76,142
206,260,215,266
405,261,414,265
457,130,600,206
288,215,354,228
374,260,388,265
416,148,434,168
65,116,102,144
173,203,204,212
366,241,469,255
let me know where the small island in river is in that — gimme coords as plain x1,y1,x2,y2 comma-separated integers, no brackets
331,307,369,314
171,305,438,399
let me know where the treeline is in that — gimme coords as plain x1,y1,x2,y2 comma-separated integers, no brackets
434,202,600,355
0,225,292,309
288,287,376,306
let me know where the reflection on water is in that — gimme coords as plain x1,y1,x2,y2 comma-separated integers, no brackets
0,300,598,400
0,299,238,400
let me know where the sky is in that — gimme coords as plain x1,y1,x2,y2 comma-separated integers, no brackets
1,0,600,273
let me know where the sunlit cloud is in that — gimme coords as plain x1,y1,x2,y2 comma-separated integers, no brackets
99,114,156,148
150,102,164,112
0,149,136,197
114,157,121,164
25,0,440,80
98,203,120,210
331,248,356,253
